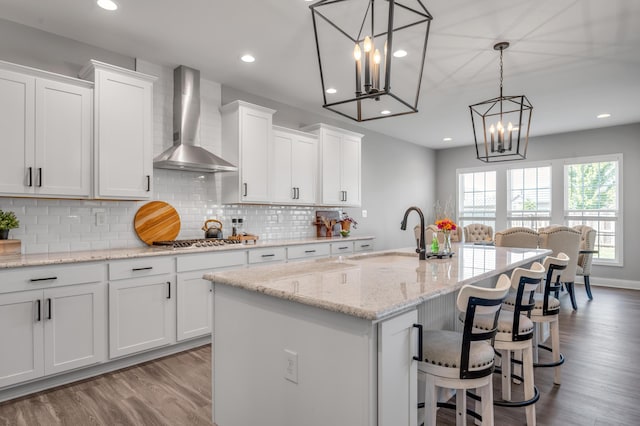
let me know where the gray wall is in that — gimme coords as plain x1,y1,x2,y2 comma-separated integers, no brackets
222,87,437,250
0,18,132,77
434,123,640,282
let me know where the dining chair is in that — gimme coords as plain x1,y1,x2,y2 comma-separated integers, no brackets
494,227,539,248
418,275,511,426
464,223,494,243
573,225,597,300
538,226,581,310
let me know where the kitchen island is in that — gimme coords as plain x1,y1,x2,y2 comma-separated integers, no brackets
204,243,550,426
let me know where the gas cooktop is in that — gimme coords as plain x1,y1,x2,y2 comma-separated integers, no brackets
152,238,243,249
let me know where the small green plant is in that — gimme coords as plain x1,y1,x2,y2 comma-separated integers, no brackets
0,209,20,230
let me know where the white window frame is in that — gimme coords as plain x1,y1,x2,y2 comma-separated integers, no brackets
563,154,623,267
456,169,497,231
507,164,552,230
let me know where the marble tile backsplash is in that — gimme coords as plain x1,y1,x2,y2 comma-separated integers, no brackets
1,169,329,254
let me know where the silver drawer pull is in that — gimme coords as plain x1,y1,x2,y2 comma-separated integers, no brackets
261,254,276,258
338,246,349,250
30,277,58,282
304,250,316,253
360,244,370,248
132,267,153,271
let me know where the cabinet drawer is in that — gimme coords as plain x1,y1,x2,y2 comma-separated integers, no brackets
248,247,286,264
354,240,375,253
287,244,330,260
0,263,105,293
177,250,247,272
109,257,174,281
330,242,354,255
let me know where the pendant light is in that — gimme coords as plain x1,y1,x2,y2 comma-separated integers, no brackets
469,42,533,162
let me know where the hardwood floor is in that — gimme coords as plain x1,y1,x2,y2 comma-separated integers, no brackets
1,286,639,426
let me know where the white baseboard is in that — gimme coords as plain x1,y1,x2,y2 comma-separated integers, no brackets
0,336,210,403
575,277,639,290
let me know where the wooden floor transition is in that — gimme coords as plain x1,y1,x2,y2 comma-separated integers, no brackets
1,286,639,426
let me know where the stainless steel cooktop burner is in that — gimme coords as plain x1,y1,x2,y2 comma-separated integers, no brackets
152,238,242,248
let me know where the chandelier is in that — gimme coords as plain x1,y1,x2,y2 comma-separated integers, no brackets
309,0,433,122
469,42,533,162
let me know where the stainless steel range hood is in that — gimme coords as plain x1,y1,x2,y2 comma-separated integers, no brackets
154,66,237,173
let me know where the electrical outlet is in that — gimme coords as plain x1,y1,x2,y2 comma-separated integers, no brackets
284,349,298,383
362,209,368,218
95,212,106,226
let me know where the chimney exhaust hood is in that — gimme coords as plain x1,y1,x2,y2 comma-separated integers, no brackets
154,66,237,173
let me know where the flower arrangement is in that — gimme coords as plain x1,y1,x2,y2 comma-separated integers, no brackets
435,218,457,232
341,212,358,230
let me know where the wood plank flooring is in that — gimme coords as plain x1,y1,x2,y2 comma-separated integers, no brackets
1,286,639,425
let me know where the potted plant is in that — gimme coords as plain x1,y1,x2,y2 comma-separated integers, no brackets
340,212,358,232
0,209,20,240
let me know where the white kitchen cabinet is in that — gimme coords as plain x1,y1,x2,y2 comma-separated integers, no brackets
302,123,363,207
0,62,92,198
108,274,175,359
354,239,375,252
330,241,355,256
175,251,247,342
80,60,156,200
272,126,317,205
0,264,106,389
221,100,276,204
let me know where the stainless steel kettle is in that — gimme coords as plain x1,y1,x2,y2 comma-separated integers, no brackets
202,219,223,239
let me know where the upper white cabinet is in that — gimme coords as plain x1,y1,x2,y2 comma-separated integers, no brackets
272,126,317,205
221,100,276,204
0,62,92,198
80,60,156,200
302,123,362,207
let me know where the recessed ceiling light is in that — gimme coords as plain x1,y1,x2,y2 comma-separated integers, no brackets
380,110,391,115
393,50,407,58
597,113,611,119
241,54,255,63
326,88,337,94
97,0,118,11
443,137,452,142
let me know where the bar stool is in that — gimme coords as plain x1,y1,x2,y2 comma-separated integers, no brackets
503,254,568,385
466,262,545,426
418,275,511,426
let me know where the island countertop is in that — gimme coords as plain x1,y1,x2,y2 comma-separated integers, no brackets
204,243,551,321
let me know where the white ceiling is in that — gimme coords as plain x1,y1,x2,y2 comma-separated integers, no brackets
1,0,639,149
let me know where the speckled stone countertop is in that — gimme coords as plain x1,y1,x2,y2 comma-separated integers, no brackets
204,244,551,321
0,235,375,269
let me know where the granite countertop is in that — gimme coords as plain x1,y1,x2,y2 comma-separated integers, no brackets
0,235,375,269
204,244,552,321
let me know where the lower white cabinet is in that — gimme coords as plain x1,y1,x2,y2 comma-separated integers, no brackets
176,271,213,342
0,283,106,388
108,275,175,358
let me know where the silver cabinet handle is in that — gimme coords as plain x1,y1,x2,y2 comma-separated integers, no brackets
27,167,33,187
30,277,58,282
38,168,43,187
146,175,151,192
243,183,248,197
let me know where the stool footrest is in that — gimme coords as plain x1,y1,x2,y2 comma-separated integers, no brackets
437,402,482,422
493,385,540,407
533,344,565,368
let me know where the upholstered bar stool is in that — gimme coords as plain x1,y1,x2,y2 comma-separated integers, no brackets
418,275,511,426
504,254,569,385
538,226,581,310
573,225,597,300
467,262,545,426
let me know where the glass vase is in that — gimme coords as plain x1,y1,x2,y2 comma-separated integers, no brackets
442,231,452,254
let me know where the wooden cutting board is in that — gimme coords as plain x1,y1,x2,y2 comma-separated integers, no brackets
134,201,181,245
0,239,21,255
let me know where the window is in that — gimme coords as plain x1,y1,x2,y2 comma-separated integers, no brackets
458,171,496,230
508,165,551,230
565,156,621,264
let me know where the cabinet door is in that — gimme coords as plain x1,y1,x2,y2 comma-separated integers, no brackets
95,69,153,199
0,290,44,388
320,130,343,204
177,271,213,341
35,78,92,198
240,107,271,202
378,310,418,426
291,134,317,204
341,136,361,206
272,130,294,203
0,69,35,195
108,275,175,358
43,283,106,375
